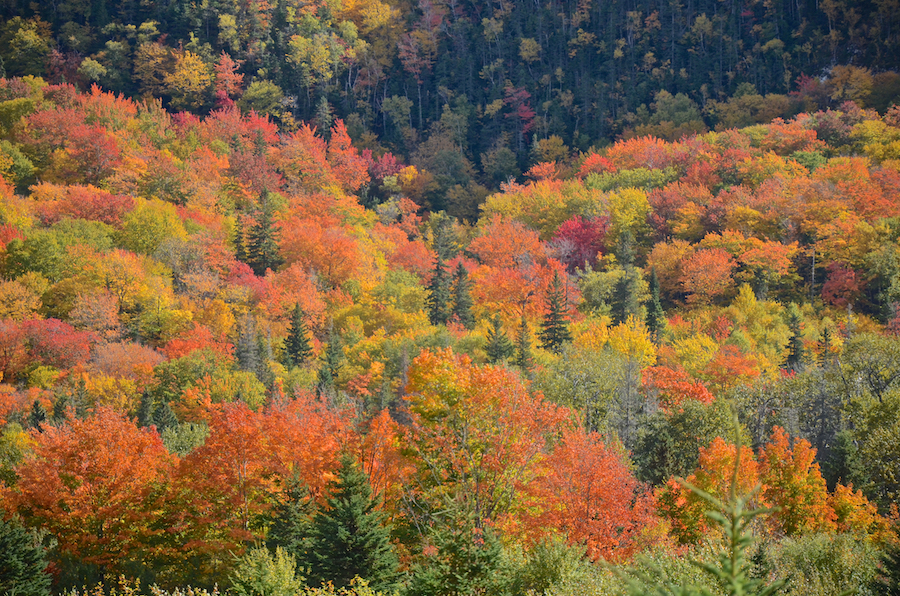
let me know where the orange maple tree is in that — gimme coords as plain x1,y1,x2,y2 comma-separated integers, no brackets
526,428,656,561
3,408,176,570
759,426,836,536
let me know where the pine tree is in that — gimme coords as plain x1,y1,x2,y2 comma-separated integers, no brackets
429,211,458,261
237,313,261,374
153,401,179,434
0,517,52,596
51,393,70,424
426,254,451,326
647,267,666,341
315,97,333,133
28,401,46,432
246,195,283,275
318,324,343,395
785,304,804,369
268,478,317,558
405,521,506,596
285,304,314,367
485,315,514,364
305,455,399,592
539,270,572,354
451,262,475,329
233,222,247,265
137,391,155,428
514,315,534,371
611,235,643,325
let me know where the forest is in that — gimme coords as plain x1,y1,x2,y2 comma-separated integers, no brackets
1,0,900,595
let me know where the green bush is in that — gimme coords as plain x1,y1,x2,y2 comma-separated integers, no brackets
229,546,304,596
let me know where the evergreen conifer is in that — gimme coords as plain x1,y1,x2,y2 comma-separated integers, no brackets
305,455,399,591
539,271,572,354
514,315,534,370
28,401,46,432
485,315,514,364
611,233,643,325
405,522,506,596
237,314,261,374
786,304,804,369
268,479,316,558
451,262,475,329
137,391,155,428
246,195,283,275
318,324,343,395
0,517,52,596
51,393,70,424
285,304,314,366
426,254,451,326
153,401,179,433
647,267,666,341
233,223,247,265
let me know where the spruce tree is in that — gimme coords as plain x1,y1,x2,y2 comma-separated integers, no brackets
246,195,283,275
426,254,451,326
51,392,70,424
318,324,343,395
137,391,155,428
539,270,572,354
153,401,179,434
429,211,458,261
232,223,247,265
611,234,643,325
647,267,666,341
405,522,506,596
268,478,317,558
785,304,804,369
28,401,46,432
285,304,314,367
305,455,399,592
451,262,475,329
0,517,52,596
485,315,514,364
237,314,261,374
513,315,534,371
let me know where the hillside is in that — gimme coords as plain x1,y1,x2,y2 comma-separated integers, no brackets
0,77,898,594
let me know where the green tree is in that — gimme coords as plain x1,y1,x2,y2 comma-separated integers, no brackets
632,400,742,486
785,304,804,370
539,271,572,354
426,254,451,326
450,262,475,329
285,304,314,367
484,315,514,365
304,455,399,591
247,198,283,276
0,517,52,596
611,233,643,325
318,324,343,395
647,267,666,341
612,266,644,325
267,479,316,560
28,400,46,432
514,315,534,371
237,314,261,375
136,391,155,428
405,522,507,596
152,400,179,434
